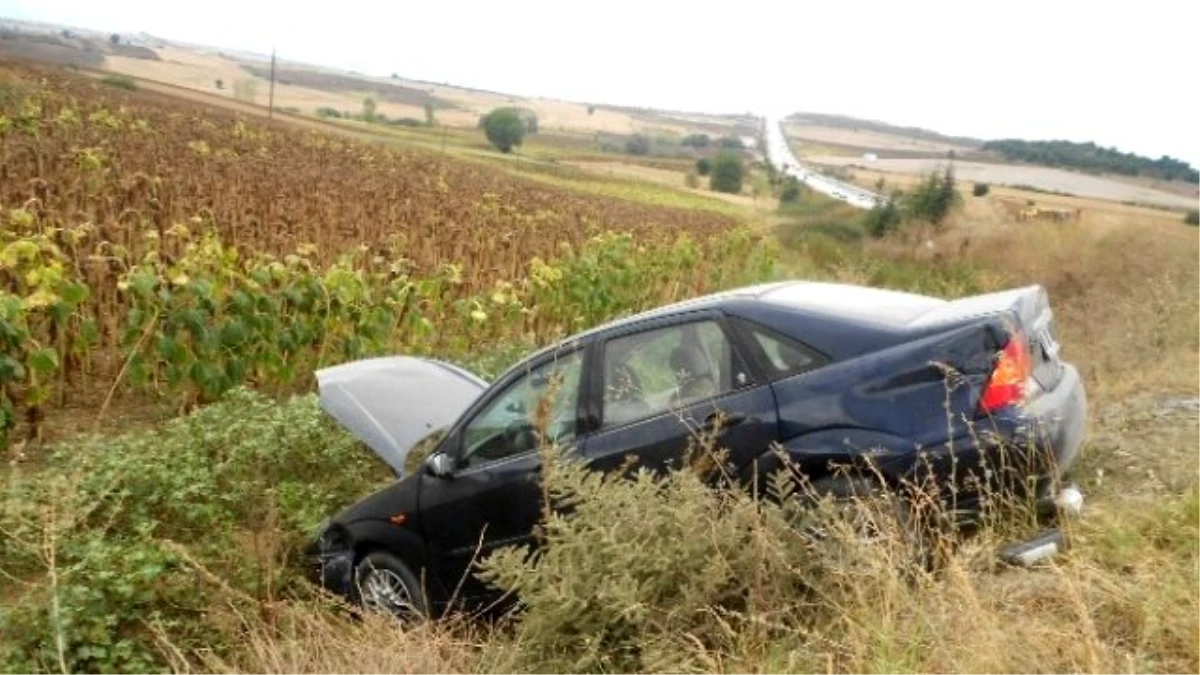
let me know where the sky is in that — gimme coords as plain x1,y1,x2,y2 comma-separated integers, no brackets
2,0,1197,166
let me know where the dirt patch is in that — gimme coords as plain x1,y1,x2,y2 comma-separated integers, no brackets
784,122,978,154
811,156,1196,210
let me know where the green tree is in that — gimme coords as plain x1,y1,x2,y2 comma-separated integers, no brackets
524,113,539,134
1185,210,1199,226
423,103,436,126
362,97,378,123
864,195,902,238
905,165,960,225
779,176,802,205
709,151,744,194
681,133,710,148
625,134,651,156
973,182,990,197
481,107,526,153
696,157,712,176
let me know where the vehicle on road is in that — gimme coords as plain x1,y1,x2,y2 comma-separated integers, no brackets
307,280,1088,617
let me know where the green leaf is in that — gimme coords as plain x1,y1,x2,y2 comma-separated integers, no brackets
0,354,26,381
28,347,60,375
218,320,248,348
61,281,90,305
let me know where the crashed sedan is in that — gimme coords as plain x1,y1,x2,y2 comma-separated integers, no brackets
308,280,1088,616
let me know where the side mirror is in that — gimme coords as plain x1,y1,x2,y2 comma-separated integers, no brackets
425,452,456,479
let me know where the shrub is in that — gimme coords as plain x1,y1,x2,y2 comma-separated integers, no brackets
718,135,745,150
709,151,744,194
99,74,137,91
695,157,712,176
481,107,526,153
477,443,812,673
1185,210,1199,226
681,133,710,148
973,181,990,197
904,165,960,225
779,176,803,205
316,106,341,119
863,195,903,238
625,134,651,156
0,390,389,673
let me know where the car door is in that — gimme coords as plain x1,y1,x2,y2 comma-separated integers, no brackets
415,348,587,601
582,312,779,480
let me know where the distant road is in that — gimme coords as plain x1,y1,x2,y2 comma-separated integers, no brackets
762,116,881,210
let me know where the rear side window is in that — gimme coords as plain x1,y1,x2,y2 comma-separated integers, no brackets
733,318,822,377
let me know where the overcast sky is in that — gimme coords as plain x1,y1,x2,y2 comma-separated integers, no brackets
3,0,1197,165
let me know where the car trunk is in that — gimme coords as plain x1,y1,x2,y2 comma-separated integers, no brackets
906,284,1065,392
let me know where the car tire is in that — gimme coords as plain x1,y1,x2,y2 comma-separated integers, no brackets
353,551,430,620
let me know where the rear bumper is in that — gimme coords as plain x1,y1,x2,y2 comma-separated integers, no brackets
901,364,1088,512
1022,363,1088,501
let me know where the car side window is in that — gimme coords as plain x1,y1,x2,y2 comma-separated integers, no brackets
462,351,583,467
602,320,736,428
735,319,819,377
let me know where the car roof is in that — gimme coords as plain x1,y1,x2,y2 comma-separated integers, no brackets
506,280,945,377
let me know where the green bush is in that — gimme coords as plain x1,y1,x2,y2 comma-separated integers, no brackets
709,151,744,194
1185,210,1198,226
904,165,960,225
681,133,710,148
0,389,389,673
99,74,137,91
863,196,903,238
973,182,990,197
718,135,744,150
779,176,803,205
625,134,651,156
481,107,526,153
315,106,341,119
477,445,816,673
695,157,711,176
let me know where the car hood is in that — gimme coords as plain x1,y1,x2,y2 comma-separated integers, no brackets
315,356,487,476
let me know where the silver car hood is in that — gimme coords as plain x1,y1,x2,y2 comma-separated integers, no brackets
315,356,487,476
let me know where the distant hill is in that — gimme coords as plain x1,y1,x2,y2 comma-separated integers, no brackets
983,139,1199,184
785,112,983,149
238,64,457,109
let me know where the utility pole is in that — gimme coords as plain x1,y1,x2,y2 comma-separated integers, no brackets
268,48,276,119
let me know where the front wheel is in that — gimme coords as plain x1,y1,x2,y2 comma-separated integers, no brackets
354,551,430,620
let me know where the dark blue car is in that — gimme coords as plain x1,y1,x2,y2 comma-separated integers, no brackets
308,280,1087,616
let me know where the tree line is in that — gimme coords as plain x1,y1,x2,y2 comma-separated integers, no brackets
983,139,1198,184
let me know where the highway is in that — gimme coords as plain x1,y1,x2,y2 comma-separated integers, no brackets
761,116,882,210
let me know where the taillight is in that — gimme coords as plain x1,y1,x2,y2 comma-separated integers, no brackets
979,332,1032,413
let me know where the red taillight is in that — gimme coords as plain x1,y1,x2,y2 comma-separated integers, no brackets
979,332,1032,413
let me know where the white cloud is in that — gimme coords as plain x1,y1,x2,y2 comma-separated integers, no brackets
3,0,1197,164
